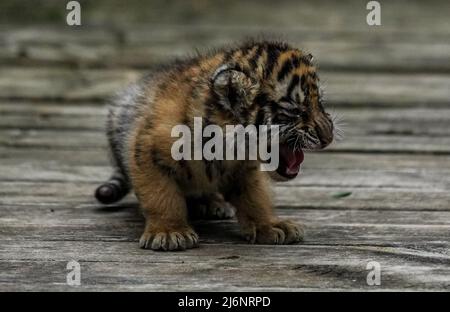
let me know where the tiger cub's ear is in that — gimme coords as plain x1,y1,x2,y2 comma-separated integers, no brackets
211,64,259,108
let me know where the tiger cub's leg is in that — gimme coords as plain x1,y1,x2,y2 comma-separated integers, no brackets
187,193,235,220
229,169,304,244
136,172,199,251
131,152,198,251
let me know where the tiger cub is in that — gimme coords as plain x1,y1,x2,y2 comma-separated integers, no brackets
95,40,334,251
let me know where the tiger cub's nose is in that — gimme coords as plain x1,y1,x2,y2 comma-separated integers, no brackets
315,118,334,148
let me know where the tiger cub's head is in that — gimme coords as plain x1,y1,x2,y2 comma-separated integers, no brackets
211,41,335,180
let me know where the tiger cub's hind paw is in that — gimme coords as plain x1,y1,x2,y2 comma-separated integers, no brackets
188,193,235,220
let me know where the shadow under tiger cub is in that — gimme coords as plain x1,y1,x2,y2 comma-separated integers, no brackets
95,40,334,251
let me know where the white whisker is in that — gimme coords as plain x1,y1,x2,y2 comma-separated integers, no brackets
330,111,345,141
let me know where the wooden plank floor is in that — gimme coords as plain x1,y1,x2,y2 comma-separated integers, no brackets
1,0,450,291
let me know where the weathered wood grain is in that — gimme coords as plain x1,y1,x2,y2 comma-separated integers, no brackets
2,26,450,73
0,146,108,165
3,221,450,253
4,0,450,31
2,193,450,248
2,196,450,226
1,243,449,291
1,68,450,106
2,188,450,290
0,68,141,101
2,0,450,61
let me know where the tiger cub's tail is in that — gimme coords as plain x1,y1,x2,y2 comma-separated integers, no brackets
95,170,130,204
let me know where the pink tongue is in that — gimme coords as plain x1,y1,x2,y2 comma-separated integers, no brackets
280,144,304,176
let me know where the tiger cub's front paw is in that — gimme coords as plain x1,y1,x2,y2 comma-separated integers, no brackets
243,220,304,245
139,227,199,251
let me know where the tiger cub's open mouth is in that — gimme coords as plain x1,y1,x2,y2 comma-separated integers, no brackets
276,143,304,180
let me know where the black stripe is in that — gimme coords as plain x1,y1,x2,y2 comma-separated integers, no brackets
243,46,254,58
253,92,272,125
205,161,214,182
302,105,312,120
227,75,239,107
223,47,236,62
286,74,300,98
268,100,279,117
264,46,280,78
300,74,306,91
292,56,300,68
255,107,266,126
248,45,263,70
254,92,269,105
179,159,193,180
277,57,294,81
